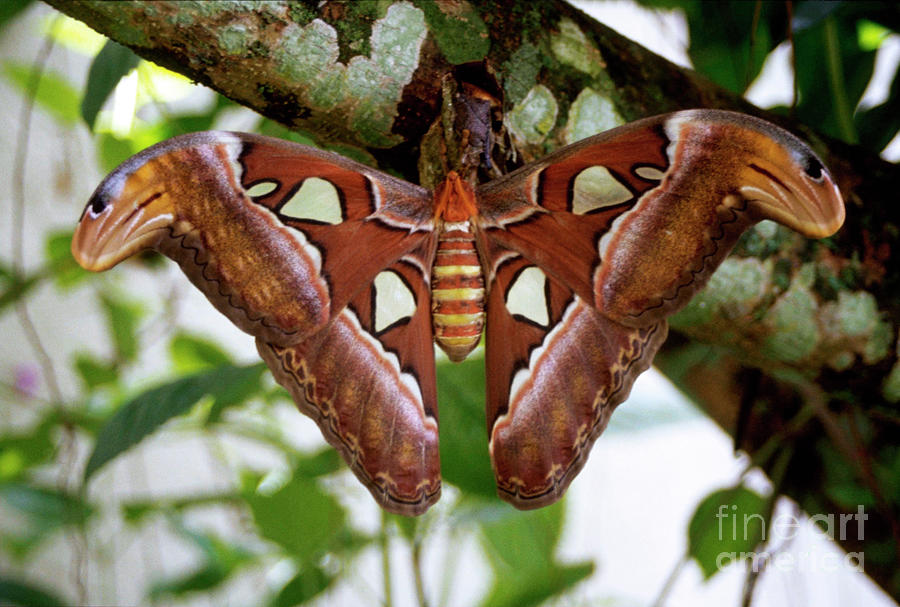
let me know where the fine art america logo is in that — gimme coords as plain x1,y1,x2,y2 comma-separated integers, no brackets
714,504,867,572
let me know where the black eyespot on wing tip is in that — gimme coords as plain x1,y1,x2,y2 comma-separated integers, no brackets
803,153,825,181
88,194,108,216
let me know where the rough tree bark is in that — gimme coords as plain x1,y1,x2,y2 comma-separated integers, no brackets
43,0,900,596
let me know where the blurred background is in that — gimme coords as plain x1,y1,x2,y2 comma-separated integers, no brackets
1,1,898,606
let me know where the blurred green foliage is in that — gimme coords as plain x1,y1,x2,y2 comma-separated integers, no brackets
639,0,900,152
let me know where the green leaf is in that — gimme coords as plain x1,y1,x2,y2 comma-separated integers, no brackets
163,111,225,137
0,271,40,312
0,416,56,480
74,353,119,389
0,482,93,527
478,502,593,607
680,1,786,94
0,232,88,307
149,528,253,599
121,491,243,525
855,60,900,152
83,363,266,481
0,576,65,607
100,292,143,362
169,333,232,374
292,447,343,479
480,502,564,572
155,94,236,138
436,355,497,499
81,40,141,129
794,13,875,144
857,19,891,51
95,120,179,172
482,562,592,607
1,61,80,125
0,482,93,556
391,510,418,541
96,132,140,173
44,231,90,288
150,564,232,599
243,469,346,561
0,0,33,31
687,486,768,579
271,565,334,607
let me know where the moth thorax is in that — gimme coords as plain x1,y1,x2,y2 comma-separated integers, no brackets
431,221,485,362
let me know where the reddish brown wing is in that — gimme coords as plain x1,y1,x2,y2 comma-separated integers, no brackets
475,110,844,508
236,134,437,325
475,116,670,309
72,131,435,346
480,248,666,508
477,110,844,326
72,131,442,514
257,240,441,515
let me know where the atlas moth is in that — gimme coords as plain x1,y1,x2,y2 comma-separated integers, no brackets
72,98,844,515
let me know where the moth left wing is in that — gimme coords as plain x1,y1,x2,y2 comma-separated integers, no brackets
257,241,441,516
72,131,435,346
72,131,442,514
480,246,667,508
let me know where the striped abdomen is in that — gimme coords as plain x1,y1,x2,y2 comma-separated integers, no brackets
431,221,485,362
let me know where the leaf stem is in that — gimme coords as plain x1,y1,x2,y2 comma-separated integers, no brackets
436,525,461,607
741,445,793,607
651,553,687,607
381,510,393,607
412,537,428,607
